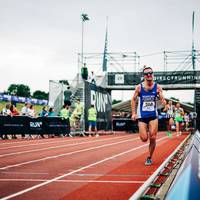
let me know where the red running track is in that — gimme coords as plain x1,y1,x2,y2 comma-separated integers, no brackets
0,132,189,200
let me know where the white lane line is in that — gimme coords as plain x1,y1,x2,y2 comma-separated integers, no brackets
0,178,145,184
0,135,132,157
71,173,150,177
0,135,128,150
0,138,64,147
0,172,149,177
1,172,49,175
0,139,73,150
0,137,139,170
0,136,168,200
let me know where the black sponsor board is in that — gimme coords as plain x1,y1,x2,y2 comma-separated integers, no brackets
108,71,200,86
0,115,70,136
112,118,167,132
84,82,112,131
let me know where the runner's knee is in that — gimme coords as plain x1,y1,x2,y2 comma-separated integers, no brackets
149,134,156,141
140,135,148,142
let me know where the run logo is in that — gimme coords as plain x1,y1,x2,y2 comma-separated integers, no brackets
91,90,111,113
30,122,42,128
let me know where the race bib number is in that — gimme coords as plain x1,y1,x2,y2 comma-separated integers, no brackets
168,110,173,115
142,102,155,111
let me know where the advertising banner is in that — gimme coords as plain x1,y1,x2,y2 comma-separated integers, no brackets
84,82,112,131
0,93,48,105
0,116,70,135
107,71,200,86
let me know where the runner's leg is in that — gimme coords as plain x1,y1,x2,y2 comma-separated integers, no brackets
138,121,148,142
148,119,158,158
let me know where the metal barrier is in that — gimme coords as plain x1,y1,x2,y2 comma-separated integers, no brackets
0,115,70,136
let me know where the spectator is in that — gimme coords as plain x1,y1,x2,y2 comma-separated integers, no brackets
59,105,72,137
48,107,55,117
60,105,70,119
64,86,72,104
75,98,83,119
10,104,20,116
21,102,31,116
29,105,36,117
81,63,88,80
88,104,98,137
10,104,20,139
39,106,48,117
2,103,12,116
2,103,12,139
89,71,96,84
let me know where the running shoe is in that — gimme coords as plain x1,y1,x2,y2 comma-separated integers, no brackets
166,131,172,138
145,157,152,166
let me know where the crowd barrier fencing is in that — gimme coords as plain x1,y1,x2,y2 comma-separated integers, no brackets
0,115,70,136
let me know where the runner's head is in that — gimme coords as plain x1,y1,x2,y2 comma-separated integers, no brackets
143,66,153,81
168,100,173,105
176,102,180,108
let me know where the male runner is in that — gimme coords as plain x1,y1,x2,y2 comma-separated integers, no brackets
164,100,175,137
131,66,165,165
174,102,184,136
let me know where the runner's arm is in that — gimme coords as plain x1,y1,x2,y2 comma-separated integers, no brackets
157,84,165,105
131,85,140,120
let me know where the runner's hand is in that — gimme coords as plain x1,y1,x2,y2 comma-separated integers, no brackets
131,113,137,121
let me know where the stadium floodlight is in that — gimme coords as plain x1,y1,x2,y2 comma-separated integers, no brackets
81,13,90,67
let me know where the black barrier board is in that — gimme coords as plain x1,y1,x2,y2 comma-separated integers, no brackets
84,82,112,131
0,116,70,135
45,117,70,135
108,71,200,86
1,115,28,135
29,117,45,135
112,119,138,132
112,118,167,132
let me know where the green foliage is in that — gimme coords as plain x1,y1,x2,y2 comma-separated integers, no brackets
7,84,30,97
7,84,18,94
33,90,48,100
17,84,31,97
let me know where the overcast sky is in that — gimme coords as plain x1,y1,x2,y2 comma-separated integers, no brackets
0,0,199,102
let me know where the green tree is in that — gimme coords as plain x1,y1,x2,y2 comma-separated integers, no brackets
7,84,30,97
17,84,31,97
7,84,18,94
32,90,48,100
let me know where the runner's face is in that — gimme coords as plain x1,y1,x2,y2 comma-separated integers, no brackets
143,69,153,81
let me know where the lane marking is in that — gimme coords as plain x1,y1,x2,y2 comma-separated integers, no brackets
1,172,48,175
0,135,132,157
0,178,145,184
1,136,168,200
0,137,140,170
0,172,149,177
71,173,150,177
0,138,66,147
0,135,128,150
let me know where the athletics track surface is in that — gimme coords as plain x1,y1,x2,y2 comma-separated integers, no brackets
0,132,188,200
